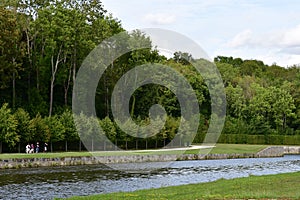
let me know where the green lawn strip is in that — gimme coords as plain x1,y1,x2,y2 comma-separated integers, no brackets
0,152,92,159
110,144,269,155
64,171,300,200
0,144,269,159
208,143,268,154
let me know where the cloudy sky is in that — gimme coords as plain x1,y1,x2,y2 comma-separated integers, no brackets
101,0,300,67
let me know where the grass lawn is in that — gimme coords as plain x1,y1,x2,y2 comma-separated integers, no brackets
63,171,300,200
0,144,268,159
208,143,267,154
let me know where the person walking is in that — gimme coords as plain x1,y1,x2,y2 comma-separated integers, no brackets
36,142,40,153
26,143,31,154
30,144,34,153
44,143,48,153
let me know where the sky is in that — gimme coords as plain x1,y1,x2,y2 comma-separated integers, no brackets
101,0,300,67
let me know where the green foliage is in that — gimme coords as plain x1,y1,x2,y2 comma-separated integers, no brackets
0,6,25,89
29,113,50,142
44,115,66,142
173,51,193,65
99,116,116,142
0,104,19,148
247,84,296,130
222,117,250,135
13,108,32,143
0,0,299,150
60,110,79,141
74,113,103,151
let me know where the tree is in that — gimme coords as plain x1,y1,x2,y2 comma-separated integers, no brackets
0,104,19,152
29,113,50,143
60,110,79,151
0,6,25,108
99,117,116,150
34,3,74,116
13,108,32,152
173,51,193,65
225,84,245,119
216,62,240,86
74,113,102,151
247,84,296,133
44,115,65,152
268,86,296,131
240,60,265,77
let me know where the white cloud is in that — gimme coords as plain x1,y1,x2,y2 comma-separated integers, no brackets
222,24,300,66
227,29,253,48
143,13,176,25
228,24,300,51
280,24,300,47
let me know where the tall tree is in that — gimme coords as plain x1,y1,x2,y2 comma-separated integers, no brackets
0,104,19,152
0,6,25,109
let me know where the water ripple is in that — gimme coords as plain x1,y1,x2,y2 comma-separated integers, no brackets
0,155,299,199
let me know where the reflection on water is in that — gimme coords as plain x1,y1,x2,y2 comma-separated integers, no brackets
0,155,300,200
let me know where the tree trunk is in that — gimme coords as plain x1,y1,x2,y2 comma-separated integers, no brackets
72,59,76,92
79,140,81,151
125,140,128,150
18,143,20,153
136,139,138,150
49,46,62,117
65,140,68,152
131,95,136,117
36,67,39,91
51,141,53,152
49,76,54,117
283,113,286,130
91,138,94,152
28,72,31,103
25,28,32,103
12,71,16,110
64,66,72,106
106,84,109,117
145,139,148,150
0,141,2,153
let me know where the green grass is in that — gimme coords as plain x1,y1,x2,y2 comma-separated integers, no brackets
0,144,269,159
208,143,267,154
63,171,300,200
0,152,92,159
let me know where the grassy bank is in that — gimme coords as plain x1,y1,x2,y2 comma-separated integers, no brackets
208,143,267,154
64,171,300,200
0,144,268,159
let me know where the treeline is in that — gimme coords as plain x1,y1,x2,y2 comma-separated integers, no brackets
0,1,300,152
215,56,300,137
0,103,204,152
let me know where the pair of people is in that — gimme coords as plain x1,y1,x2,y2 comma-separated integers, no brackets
25,143,35,153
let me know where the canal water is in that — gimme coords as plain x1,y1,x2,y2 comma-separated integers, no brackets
0,155,300,200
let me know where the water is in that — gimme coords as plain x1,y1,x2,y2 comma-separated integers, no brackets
0,155,300,200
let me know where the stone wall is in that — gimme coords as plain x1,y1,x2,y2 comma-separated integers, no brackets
0,146,299,169
256,146,284,157
284,146,300,154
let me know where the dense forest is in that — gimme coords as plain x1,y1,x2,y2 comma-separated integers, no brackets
0,0,300,152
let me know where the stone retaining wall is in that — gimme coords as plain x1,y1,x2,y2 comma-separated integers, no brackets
284,146,300,154
257,146,284,157
0,146,299,169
